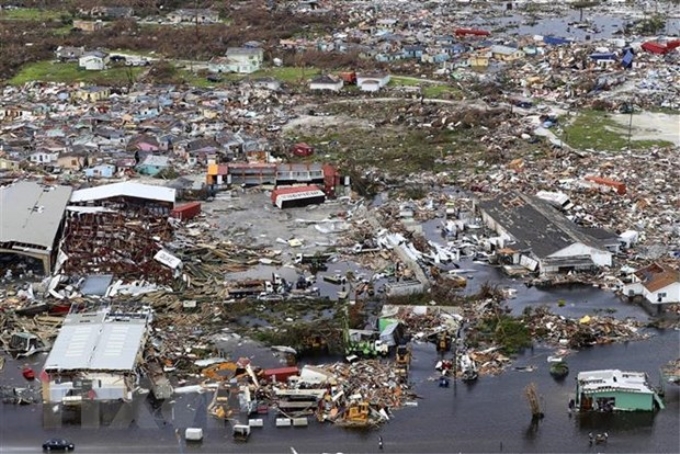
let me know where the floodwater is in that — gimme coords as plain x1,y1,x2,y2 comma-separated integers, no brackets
1,301,678,453
468,10,680,39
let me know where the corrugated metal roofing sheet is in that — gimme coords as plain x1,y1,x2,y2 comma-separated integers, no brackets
0,181,72,250
70,182,176,204
44,312,148,371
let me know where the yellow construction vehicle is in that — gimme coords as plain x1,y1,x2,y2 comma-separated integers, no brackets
395,344,411,366
395,344,412,380
201,359,251,381
343,401,370,426
203,362,241,380
436,332,452,353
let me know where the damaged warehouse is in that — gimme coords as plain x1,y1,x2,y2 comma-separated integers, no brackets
41,302,152,427
476,191,616,275
0,182,72,275
57,182,177,284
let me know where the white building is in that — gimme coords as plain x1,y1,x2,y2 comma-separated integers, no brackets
309,75,344,91
623,262,680,310
223,47,264,74
42,305,152,406
29,151,59,164
79,51,108,71
356,72,391,92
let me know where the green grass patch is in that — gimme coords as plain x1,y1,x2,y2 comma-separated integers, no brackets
389,76,422,87
559,110,675,151
111,49,159,58
177,70,232,88
287,126,460,178
8,61,143,86
52,25,73,35
0,8,65,21
423,84,462,99
255,66,320,83
180,66,320,87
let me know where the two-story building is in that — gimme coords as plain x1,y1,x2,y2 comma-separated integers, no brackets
79,51,109,71
166,8,219,24
223,47,264,74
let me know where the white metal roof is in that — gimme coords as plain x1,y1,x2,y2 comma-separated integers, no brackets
70,182,176,204
0,181,72,250
44,312,148,372
577,369,653,394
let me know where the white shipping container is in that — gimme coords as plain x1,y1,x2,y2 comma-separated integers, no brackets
185,428,203,442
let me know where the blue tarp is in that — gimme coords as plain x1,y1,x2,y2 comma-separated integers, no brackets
590,53,616,61
543,36,570,46
622,50,635,68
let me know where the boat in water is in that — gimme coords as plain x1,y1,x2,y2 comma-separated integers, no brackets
549,360,569,380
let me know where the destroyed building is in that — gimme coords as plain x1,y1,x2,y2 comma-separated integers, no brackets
58,182,177,283
0,181,73,274
477,192,615,274
42,303,152,417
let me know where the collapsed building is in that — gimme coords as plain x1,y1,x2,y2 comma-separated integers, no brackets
57,182,177,284
477,191,618,275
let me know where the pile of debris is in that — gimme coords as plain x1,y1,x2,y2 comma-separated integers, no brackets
661,358,680,385
526,310,646,349
468,349,512,376
269,359,419,427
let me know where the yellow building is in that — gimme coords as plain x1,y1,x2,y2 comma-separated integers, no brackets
490,45,524,62
467,53,490,68
0,157,21,170
73,86,111,103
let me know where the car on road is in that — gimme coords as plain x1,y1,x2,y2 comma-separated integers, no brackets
42,439,75,451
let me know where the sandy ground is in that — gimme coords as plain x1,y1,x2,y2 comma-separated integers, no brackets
282,113,372,134
610,112,680,146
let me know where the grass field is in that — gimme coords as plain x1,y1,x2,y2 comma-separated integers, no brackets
0,8,66,21
9,61,143,86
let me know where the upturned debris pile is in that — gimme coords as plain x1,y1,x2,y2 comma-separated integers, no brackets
525,308,646,349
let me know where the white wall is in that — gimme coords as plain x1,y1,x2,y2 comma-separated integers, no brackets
644,282,680,305
46,373,129,403
310,82,343,91
548,242,612,267
479,212,514,243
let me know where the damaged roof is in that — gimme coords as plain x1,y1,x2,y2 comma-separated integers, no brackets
0,181,72,251
70,181,176,204
478,191,608,259
44,311,148,372
634,262,680,293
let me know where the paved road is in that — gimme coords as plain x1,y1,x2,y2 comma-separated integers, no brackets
326,97,487,107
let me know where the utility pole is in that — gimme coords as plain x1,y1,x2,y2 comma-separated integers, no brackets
627,103,634,147
452,326,458,393
174,428,184,454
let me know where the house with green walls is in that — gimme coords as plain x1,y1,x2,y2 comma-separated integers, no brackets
575,369,665,412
